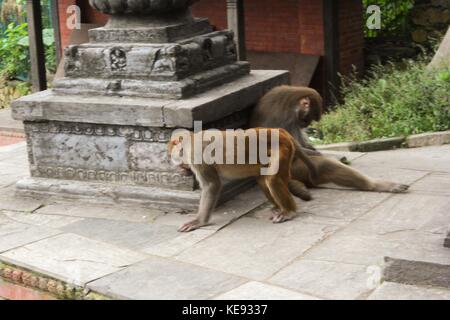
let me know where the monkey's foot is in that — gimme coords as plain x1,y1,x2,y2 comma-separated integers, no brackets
389,183,410,193
178,219,204,232
375,182,410,193
270,212,294,224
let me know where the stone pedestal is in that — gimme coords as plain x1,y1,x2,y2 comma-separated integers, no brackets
11,0,289,209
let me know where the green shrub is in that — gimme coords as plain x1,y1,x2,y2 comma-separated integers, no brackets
313,57,450,144
0,22,29,80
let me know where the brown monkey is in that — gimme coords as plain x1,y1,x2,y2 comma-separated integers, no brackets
250,86,409,199
250,85,323,152
168,128,317,232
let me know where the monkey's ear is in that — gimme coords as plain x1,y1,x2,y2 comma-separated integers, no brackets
171,135,184,146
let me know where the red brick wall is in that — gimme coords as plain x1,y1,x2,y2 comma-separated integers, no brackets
58,0,77,51
339,0,365,75
60,0,364,76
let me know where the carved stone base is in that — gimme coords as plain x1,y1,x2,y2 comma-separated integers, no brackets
15,177,255,210
89,18,213,43
12,70,290,208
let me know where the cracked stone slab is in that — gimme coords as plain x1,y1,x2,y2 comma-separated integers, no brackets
36,202,165,223
383,257,450,289
60,218,180,251
176,217,336,280
87,256,245,300
0,233,147,286
358,193,450,235
304,218,450,267
368,282,450,300
142,228,215,257
213,281,320,300
154,186,266,231
409,173,450,197
1,211,84,229
269,259,372,300
0,189,46,213
0,219,61,253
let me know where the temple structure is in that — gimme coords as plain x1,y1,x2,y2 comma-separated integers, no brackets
11,0,289,209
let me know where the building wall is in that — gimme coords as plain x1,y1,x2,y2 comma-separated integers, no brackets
58,0,77,51
59,0,364,83
192,0,364,76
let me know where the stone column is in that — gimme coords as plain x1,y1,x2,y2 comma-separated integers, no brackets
12,0,289,209
227,0,247,61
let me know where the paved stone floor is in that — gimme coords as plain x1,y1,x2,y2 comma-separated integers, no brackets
0,142,449,300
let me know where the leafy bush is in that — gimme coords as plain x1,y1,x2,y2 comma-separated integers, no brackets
363,0,415,38
0,22,56,80
0,22,29,80
312,57,450,144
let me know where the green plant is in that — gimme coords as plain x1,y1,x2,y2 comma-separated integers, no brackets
312,56,450,144
18,27,57,73
363,0,415,38
0,22,29,80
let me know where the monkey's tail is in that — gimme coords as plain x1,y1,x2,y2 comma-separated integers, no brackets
292,140,319,186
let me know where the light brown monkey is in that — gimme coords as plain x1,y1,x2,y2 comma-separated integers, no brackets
168,128,317,232
250,85,410,199
250,85,323,152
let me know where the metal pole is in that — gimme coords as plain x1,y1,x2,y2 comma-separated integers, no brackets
227,0,247,61
26,0,47,92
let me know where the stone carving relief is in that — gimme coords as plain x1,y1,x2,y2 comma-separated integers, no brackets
110,47,127,71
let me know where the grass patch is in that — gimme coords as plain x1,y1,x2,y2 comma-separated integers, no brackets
312,56,450,144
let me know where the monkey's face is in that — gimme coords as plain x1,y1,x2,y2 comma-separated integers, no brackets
297,97,312,128
168,136,185,166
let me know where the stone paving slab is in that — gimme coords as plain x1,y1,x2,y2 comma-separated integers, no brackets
153,186,266,231
0,219,61,253
409,173,450,197
0,109,23,134
269,259,371,300
36,202,165,223
357,193,450,235
0,163,29,188
176,217,337,281
87,256,246,300
0,189,46,213
0,142,27,162
1,211,84,229
213,281,320,300
303,217,450,266
0,233,147,286
368,282,450,300
251,189,391,226
142,229,215,258
60,218,180,251
351,145,450,173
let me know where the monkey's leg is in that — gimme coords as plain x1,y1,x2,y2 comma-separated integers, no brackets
179,167,222,232
314,157,410,193
266,176,298,223
257,177,280,214
288,179,312,201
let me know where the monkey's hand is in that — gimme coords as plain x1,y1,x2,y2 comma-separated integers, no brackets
178,219,205,232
